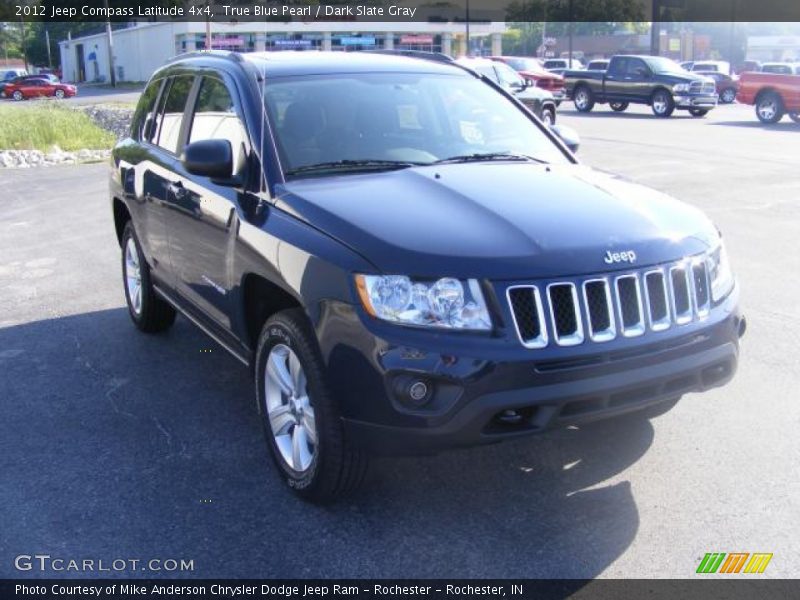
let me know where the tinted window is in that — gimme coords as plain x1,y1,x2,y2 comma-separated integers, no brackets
188,77,249,174
155,75,194,154
133,79,162,141
263,72,569,176
608,58,627,76
626,58,648,77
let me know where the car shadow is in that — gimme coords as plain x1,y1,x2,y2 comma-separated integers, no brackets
710,120,800,129
559,108,695,120
0,308,650,580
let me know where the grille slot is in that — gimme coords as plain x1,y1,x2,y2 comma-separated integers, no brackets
506,286,547,348
692,260,710,317
615,275,645,337
582,279,615,342
670,266,692,325
547,283,584,346
644,270,670,331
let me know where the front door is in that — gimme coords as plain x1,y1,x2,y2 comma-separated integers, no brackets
165,74,253,330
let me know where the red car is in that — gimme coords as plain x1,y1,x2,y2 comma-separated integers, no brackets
695,71,739,104
737,71,800,123
489,56,565,102
4,77,77,101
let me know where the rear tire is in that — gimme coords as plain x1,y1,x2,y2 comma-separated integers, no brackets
54,89,65,99
609,101,629,112
755,91,784,124
573,86,595,113
121,222,176,333
256,308,368,503
651,89,675,117
689,108,709,117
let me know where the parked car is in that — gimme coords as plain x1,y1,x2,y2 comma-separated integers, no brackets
565,54,718,117
457,57,560,125
737,71,800,123
1,73,62,97
0,68,27,81
488,56,566,103
543,58,584,74
586,59,610,71
695,71,739,104
691,61,731,75
760,62,795,75
111,51,743,502
3,77,77,100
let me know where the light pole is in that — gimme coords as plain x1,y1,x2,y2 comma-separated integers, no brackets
103,0,116,86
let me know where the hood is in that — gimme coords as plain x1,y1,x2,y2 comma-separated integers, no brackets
659,70,713,84
520,69,564,81
275,163,718,280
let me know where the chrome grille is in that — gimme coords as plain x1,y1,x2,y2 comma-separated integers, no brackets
690,80,717,94
507,256,713,348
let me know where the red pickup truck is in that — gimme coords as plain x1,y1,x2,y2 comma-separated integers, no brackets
737,72,800,123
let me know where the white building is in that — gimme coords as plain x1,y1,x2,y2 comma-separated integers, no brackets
746,36,800,62
58,21,507,84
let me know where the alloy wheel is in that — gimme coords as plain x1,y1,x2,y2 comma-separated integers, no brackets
653,94,668,114
758,100,777,121
124,237,142,316
265,344,317,473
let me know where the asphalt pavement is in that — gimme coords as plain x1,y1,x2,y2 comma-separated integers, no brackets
0,101,798,579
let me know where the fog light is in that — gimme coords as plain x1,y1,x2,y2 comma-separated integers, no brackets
409,381,428,402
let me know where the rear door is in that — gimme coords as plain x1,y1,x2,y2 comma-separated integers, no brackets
164,73,253,330
602,57,628,99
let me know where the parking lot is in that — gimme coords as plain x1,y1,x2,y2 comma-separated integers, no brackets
1,99,799,579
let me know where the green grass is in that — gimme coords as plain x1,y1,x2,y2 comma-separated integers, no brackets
0,103,116,152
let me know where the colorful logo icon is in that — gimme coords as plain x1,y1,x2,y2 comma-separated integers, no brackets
697,552,773,574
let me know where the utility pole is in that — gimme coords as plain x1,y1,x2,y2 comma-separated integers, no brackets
568,0,574,65
465,0,470,56
651,0,661,56
45,29,52,69
20,19,28,71
103,0,116,86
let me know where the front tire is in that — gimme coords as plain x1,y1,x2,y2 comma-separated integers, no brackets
755,92,784,124
651,89,675,117
54,89,65,99
720,88,736,104
256,309,368,503
121,222,176,333
573,86,595,112
541,106,556,126
12,90,23,101
609,101,629,112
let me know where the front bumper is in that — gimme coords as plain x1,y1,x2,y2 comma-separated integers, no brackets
321,290,743,456
675,93,718,108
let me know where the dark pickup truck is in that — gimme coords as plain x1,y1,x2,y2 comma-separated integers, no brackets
565,55,718,117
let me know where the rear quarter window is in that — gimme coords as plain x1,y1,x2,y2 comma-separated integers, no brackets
131,79,163,141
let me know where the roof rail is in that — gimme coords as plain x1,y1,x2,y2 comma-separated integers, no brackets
164,49,243,65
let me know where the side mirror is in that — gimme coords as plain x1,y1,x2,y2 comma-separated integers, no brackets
550,124,580,154
181,139,234,181
510,81,525,93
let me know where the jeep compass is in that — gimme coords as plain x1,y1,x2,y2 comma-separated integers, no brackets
110,51,744,502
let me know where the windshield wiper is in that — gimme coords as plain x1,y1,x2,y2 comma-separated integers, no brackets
433,152,548,165
285,159,426,177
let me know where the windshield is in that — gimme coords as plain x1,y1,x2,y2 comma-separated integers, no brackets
645,57,686,74
263,72,570,177
506,58,542,72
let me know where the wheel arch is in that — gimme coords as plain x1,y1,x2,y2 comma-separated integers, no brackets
754,87,783,106
241,273,303,356
649,85,672,105
112,197,131,247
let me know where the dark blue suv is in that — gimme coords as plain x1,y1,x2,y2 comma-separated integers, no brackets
110,51,744,502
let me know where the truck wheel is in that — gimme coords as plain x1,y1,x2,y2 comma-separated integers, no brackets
255,308,368,503
788,112,799,123
720,88,736,104
573,86,595,112
12,90,23,101
609,101,629,112
755,92,784,124
651,90,675,117
689,108,709,117
541,106,556,126
121,222,176,332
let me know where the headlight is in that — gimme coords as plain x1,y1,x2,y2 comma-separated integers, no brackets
707,242,735,302
673,83,691,93
355,275,492,330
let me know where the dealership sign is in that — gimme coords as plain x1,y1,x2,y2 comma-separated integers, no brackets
400,35,434,45
274,39,312,48
212,37,244,47
339,36,376,46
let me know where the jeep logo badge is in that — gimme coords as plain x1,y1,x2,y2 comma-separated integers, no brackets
604,250,637,264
